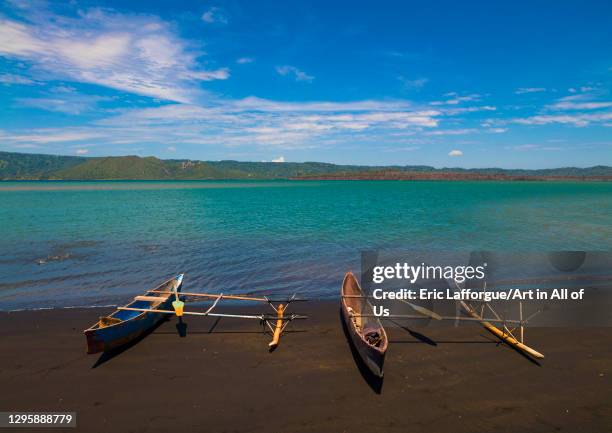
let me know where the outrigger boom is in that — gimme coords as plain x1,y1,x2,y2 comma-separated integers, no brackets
126,288,307,350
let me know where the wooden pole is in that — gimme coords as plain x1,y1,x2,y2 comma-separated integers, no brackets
354,314,522,324
460,301,544,359
117,306,263,319
480,320,544,359
116,306,304,320
149,290,268,302
268,304,285,349
519,301,524,343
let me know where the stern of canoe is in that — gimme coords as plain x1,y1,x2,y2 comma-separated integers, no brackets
85,308,165,354
341,272,387,378
341,301,387,378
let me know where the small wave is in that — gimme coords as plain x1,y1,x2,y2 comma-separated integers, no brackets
36,252,73,265
138,243,160,253
0,270,111,290
33,240,101,265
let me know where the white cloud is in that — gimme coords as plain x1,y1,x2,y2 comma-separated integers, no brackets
276,65,314,82
148,100,435,129
399,77,428,89
271,156,285,162
431,93,480,105
504,91,612,127
515,87,546,94
3,7,545,157
6,96,445,150
425,128,476,136
440,105,496,115
188,68,230,81
448,150,463,157
508,144,562,151
511,144,539,151
0,19,43,54
0,129,103,144
75,148,89,155
230,97,416,113
17,97,87,114
382,146,420,152
0,73,36,85
202,7,228,24
548,94,612,111
0,10,229,103
17,91,110,115
512,112,612,127
552,101,612,110
60,33,130,69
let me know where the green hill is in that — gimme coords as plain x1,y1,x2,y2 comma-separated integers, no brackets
0,151,610,180
54,156,173,179
0,151,85,179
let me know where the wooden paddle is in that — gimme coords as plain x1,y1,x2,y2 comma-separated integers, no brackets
172,278,184,316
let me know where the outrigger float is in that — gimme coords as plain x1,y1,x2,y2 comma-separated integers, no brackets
341,271,544,377
84,274,307,354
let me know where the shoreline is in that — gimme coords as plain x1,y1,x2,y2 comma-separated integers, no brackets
291,174,612,181
2,176,611,182
0,177,610,193
1,302,610,432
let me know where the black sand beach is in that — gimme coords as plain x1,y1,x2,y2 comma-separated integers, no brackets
1,301,610,433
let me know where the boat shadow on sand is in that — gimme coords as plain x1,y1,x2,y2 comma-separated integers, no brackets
93,316,307,367
91,316,171,368
169,317,306,354
388,319,542,367
339,309,384,395
92,316,191,367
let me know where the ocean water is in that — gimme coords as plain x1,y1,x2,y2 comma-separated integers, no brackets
0,180,611,310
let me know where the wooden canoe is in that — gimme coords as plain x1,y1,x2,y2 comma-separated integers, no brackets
340,272,388,378
84,274,183,354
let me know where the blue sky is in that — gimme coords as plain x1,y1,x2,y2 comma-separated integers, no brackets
0,0,611,168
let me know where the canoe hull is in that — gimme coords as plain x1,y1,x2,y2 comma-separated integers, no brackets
340,272,387,378
84,275,183,354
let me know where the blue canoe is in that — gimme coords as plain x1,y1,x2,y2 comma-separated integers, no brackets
84,274,184,354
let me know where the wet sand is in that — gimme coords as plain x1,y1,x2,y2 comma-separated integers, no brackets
0,301,610,433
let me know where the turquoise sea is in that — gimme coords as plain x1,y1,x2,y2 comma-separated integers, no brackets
0,180,611,310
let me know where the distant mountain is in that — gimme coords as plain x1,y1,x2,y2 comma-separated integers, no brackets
0,151,610,180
